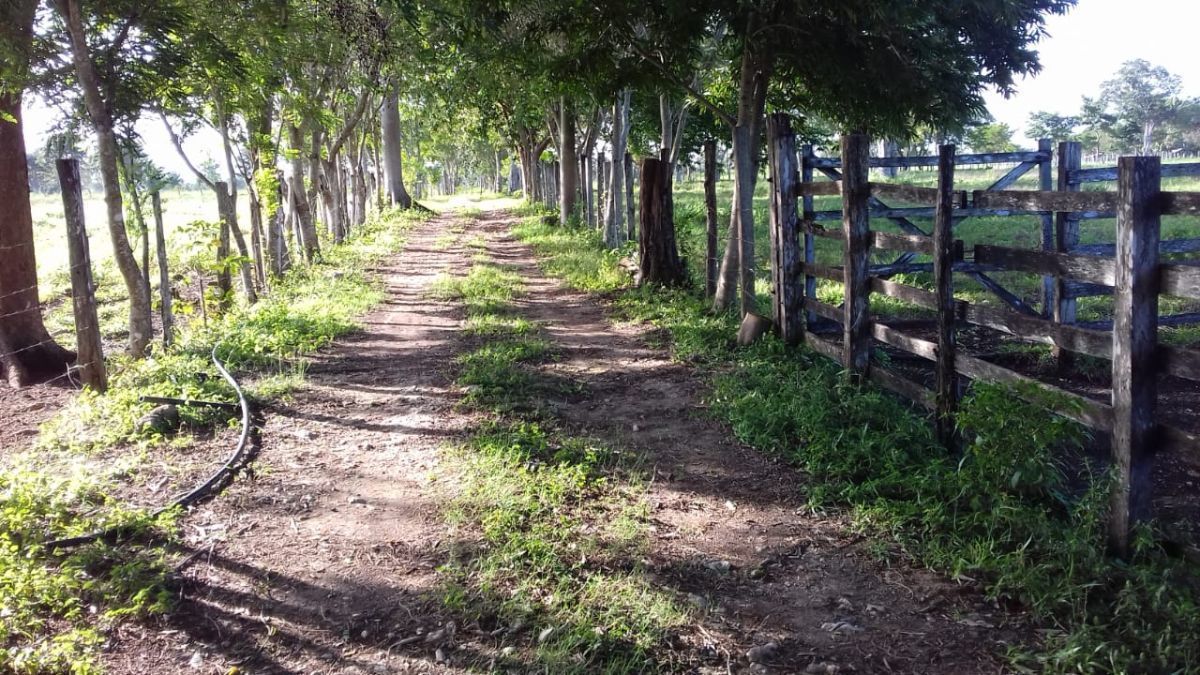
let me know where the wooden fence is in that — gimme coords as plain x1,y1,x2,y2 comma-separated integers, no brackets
765,113,1200,555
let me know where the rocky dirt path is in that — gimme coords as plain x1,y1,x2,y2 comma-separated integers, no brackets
104,209,1026,674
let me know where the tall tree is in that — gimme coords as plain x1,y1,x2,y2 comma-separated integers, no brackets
0,0,74,385
1099,59,1182,155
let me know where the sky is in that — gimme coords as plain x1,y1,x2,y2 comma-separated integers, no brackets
983,0,1200,142
22,0,1200,177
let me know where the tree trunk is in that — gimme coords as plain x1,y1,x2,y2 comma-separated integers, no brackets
712,41,771,315
288,123,319,261
559,97,578,224
56,0,151,356
268,170,290,277
381,90,413,208
638,153,688,287
0,89,74,385
607,91,631,247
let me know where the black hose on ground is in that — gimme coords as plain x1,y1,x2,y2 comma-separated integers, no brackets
44,343,256,550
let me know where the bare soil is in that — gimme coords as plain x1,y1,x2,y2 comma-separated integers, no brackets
8,210,1038,673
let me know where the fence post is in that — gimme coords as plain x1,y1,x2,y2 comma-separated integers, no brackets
768,114,802,345
625,152,635,239
56,159,107,392
841,133,871,375
801,144,817,326
704,141,719,298
152,191,174,347
933,145,959,447
1038,138,1054,316
1054,141,1082,372
1109,156,1161,557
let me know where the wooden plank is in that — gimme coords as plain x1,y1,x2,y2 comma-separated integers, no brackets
870,182,966,205
803,297,842,323
868,366,936,410
1160,344,1200,382
974,244,1116,286
964,303,1112,359
57,158,107,392
814,165,930,238
1079,312,1200,330
1160,191,1200,216
955,353,1114,431
1160,424,1200,455
1073,238,1200,256
1109,156,1161,557
1073,162,1200,183
965,271,1043,317
797,181,841,197
798,261,843,282
872,231,936,256
1038,139,1055,319
1159,263,1200,300
872,322,938,361
810,150,1049,169
767,114,803,345
973,188,1117,213
802,145,818,326
810,207,1115,221
800,220,845,241
988,160,1039,191
933,145,960,447
1054,142,1082,371
805,331,845,365
870,277,944,313
842,134,872,376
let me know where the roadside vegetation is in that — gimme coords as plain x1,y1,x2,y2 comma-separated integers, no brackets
433,251,690,672
0,207,423,673
513,207,1200,674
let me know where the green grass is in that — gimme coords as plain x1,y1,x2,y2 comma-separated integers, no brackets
435,247,689,673
0,206,425,674
513,210,1200,674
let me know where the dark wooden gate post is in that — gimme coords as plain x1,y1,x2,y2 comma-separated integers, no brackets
841,133,871,376
1054,141,1082,371
933,145,959,447
625,152,635,239
56,158,107,392
767,114,802,345
801,144,817,325
703,141,719,298
152,191,174,347
1038,138,1054,316
1109,155,1161,557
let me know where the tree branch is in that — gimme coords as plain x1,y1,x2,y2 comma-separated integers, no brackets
159,112,217,192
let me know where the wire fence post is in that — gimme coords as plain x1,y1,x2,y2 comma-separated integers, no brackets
841,133,872,377
933,145,960,448
767,113,802,345
56,158,107,392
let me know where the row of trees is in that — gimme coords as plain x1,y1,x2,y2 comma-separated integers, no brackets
1027,59,1200,156
0,0,1077,387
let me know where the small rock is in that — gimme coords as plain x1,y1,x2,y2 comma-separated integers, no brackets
724,500,737,511
749,665,771,674
820,620,863,634
687,593,709,609
631,424,640,432
746,642,778,663
835,597,853,611
704,559,732,574
501,646,516,656
138,404,180,434
294,429,316,441
865,604,885,615
806,662,841,674
435,647,447,663
188,652,203,669
538,627,554,643
349,496,367,505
